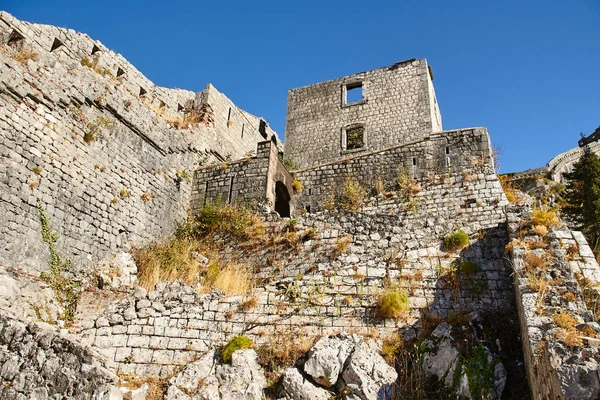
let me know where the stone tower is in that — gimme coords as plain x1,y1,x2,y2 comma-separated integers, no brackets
284,58,442,169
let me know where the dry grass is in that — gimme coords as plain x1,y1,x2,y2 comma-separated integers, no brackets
213,264,253,296
11,47,39,65
532,225,549,237
334,235,352,255
381,333,403,365
339,178,367,211
530,208,560,227
257,330,319,386
119,375,170,400
524,253,549,270
553,312,579,330
498,175,518,204
556,328,583,347
238,295,258,311
133,237,207,290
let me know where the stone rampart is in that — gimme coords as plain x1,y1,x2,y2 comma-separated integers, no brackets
507,206,600,399
0,11,279,272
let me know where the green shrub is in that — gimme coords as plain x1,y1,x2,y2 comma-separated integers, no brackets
444,229,470,252
376,288,409,319
221,335,254,363
458,261,481,274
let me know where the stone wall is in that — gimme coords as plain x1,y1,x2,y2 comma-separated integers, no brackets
507,206,600,399
284,58,441,169
0,310,118,399
294,127,495,212
0,12,280,272
82,166,513,377
190,141,294,214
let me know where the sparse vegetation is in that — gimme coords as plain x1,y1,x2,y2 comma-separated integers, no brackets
279,154,298,170
338,178,367,211
221,335,253,363
291,180,303,192
38,206,80,324
498,174,519,204
443,229,470,252
4,46,39,65
376,287,409,319
530,208,560,227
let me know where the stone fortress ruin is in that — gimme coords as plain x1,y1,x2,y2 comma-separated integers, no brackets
1,10,600,400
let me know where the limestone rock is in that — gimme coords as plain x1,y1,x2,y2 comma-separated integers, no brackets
338,340,398,400
281,367,332,400
165,349,266,400
304,332,358,387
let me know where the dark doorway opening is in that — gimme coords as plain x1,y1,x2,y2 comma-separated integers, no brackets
274,181,291,218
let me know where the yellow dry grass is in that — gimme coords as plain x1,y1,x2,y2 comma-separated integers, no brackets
213,264,253,296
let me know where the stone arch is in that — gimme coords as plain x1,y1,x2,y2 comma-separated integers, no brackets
274,181,291,218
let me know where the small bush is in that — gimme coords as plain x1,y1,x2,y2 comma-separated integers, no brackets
498,175,518,204
338,178,367,211
443,229,470,252
334,235,352,255
238,295,258,311
553,312,578,330
530,208,560,227
376,288,410,319
531,225,549,237
381,334,403,365
291,180,303,192
458,261,481,274
221,336,254,363
397,168,421,201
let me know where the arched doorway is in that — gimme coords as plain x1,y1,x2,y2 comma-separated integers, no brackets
274,181,291,218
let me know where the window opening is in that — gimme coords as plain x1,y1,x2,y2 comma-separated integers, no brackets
50,38,63,52
177,103,184,112
139,87,147,97
202,181,209,206
7,30,25,47
345,82,363,104
116,67,125,78
91,44,101,55
227,177,234,204
308,188,312,195
345,125,365,150
241,123,245,138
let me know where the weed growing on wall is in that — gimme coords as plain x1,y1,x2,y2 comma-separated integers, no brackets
38,206,80,324
338,178,367,211
221,335,254,363
376,286,409,319
443,229,470,252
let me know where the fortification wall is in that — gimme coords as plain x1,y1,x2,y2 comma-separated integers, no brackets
284,58,440,169
507,206,600,399
0,12,280,272
190,141,293,213
294,127,495,212
82,164,512,377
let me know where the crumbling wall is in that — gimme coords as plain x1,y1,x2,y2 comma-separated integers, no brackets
0,310,118,399
284,58,440,169
0,12,279,272
507,206,600,399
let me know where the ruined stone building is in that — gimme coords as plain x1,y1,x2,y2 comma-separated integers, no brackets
2,11,600,400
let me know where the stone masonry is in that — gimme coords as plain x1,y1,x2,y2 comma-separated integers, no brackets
284,58,442,169
0,11,280,272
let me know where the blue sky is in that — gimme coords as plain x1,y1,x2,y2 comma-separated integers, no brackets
4,1,599,173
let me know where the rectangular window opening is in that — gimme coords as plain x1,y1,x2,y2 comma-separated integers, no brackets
306,205,311,213
445,146,450,155
202,181,209,206
346,125,365,150
50,38,64,52
412,158,417,166
241,123,245,138
227,177,234,204
227,107,232,121
308,188,312,195
345,82,363,104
